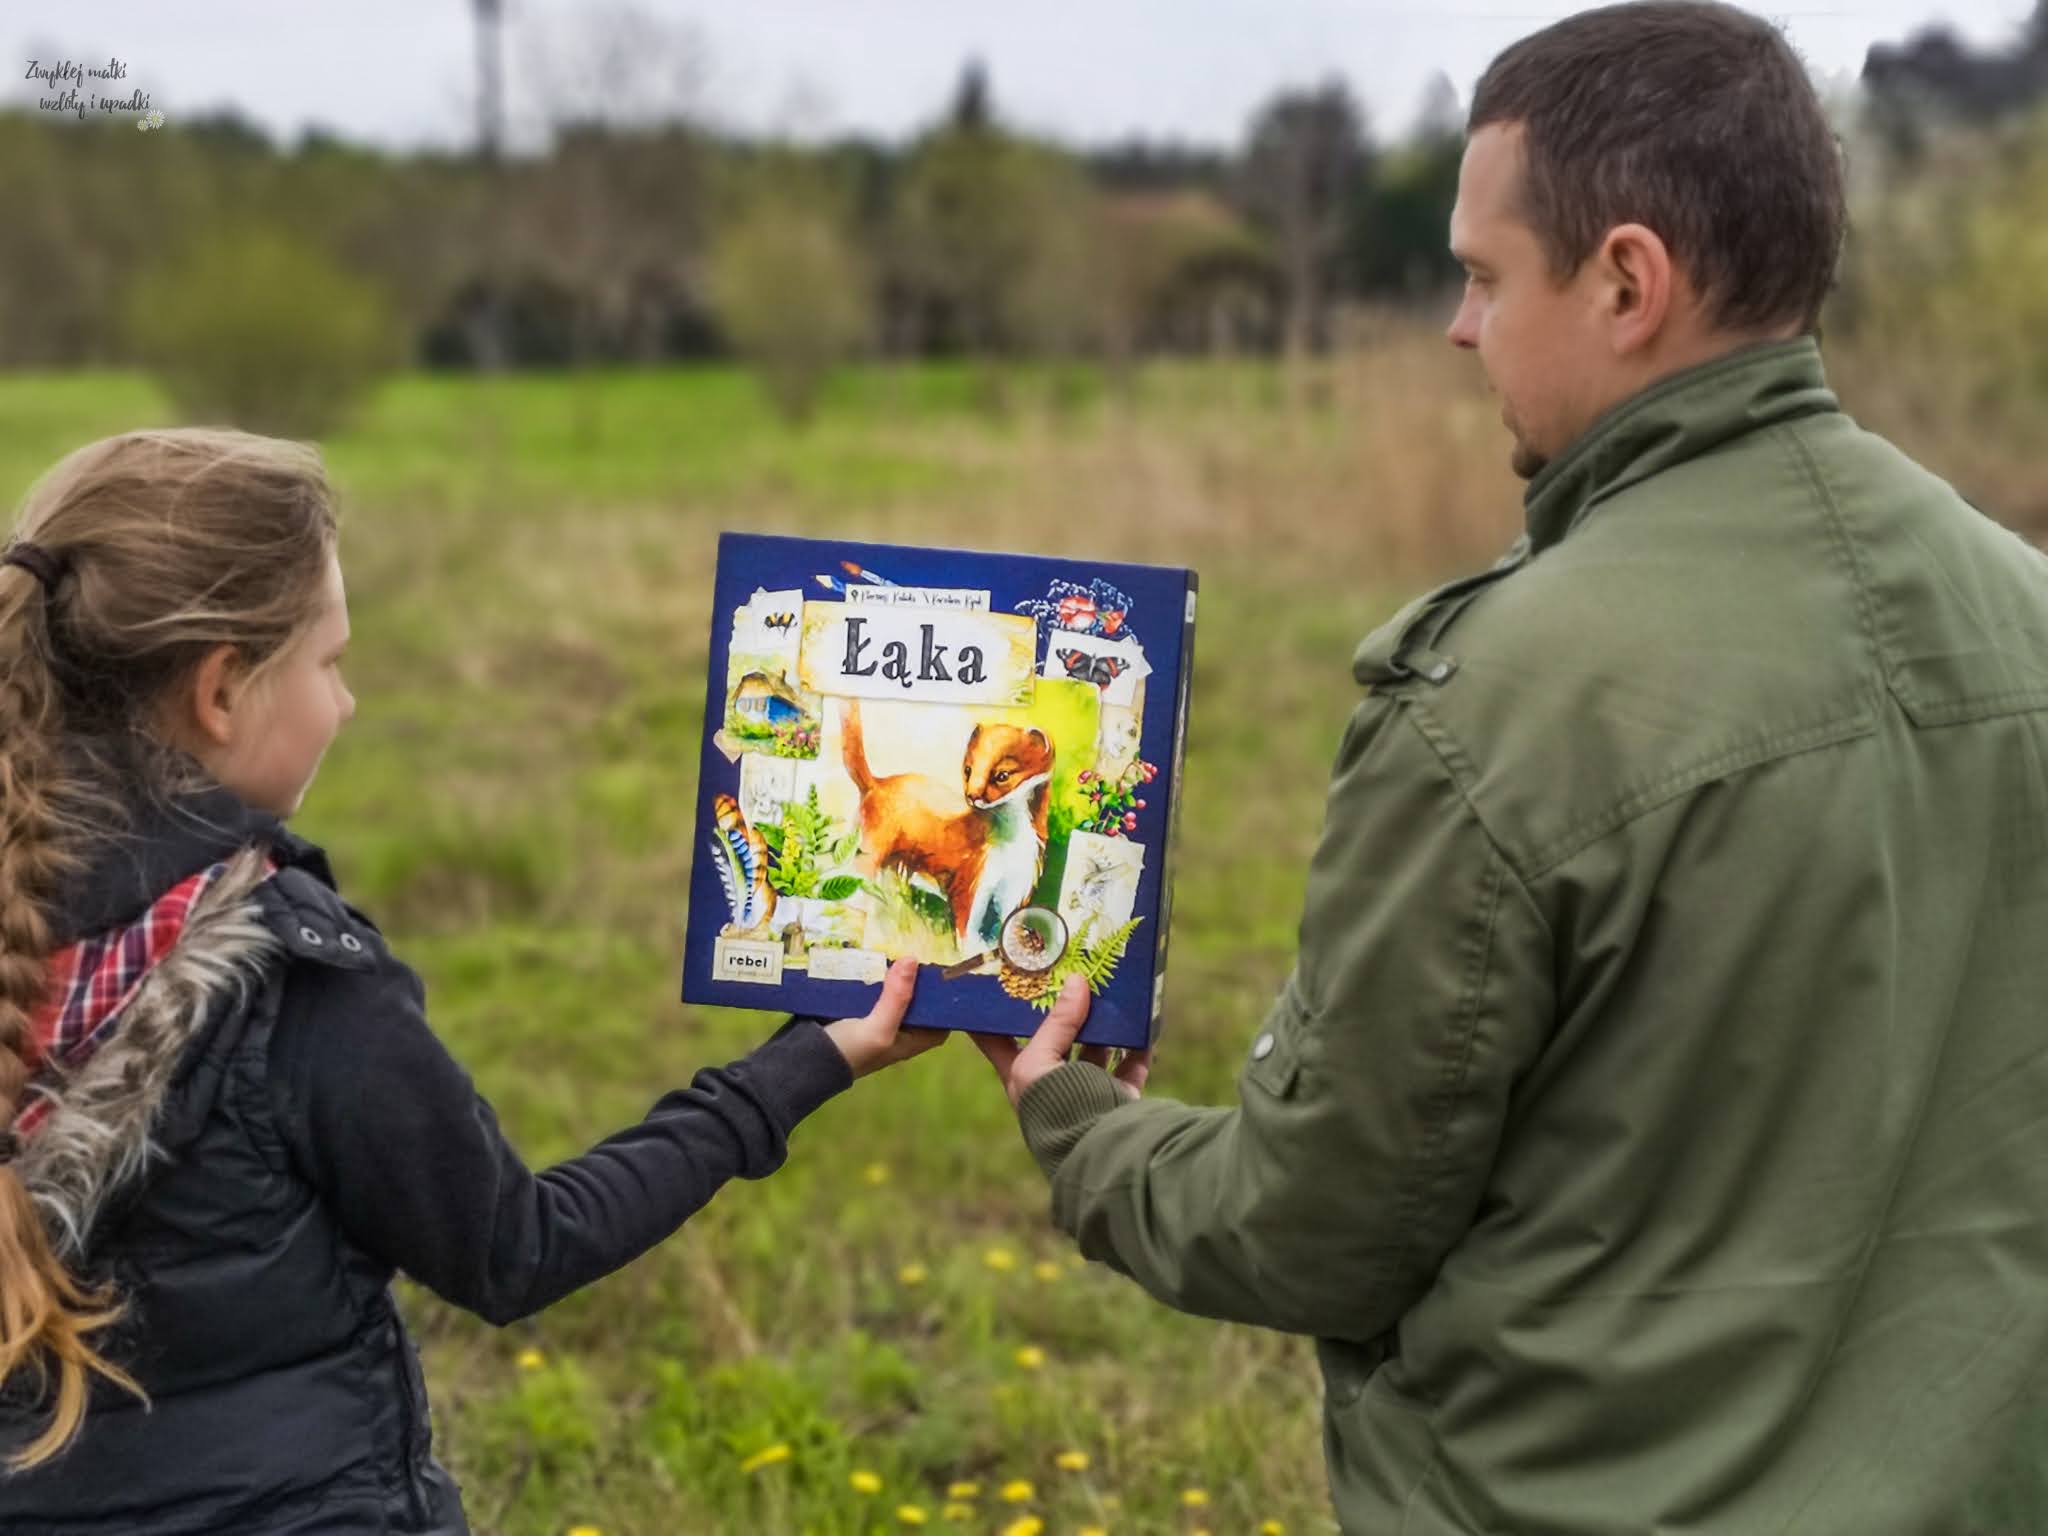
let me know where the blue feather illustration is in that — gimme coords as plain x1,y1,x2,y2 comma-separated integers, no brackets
711,793,776,930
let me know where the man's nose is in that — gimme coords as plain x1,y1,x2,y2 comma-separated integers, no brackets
1446,298,1479,350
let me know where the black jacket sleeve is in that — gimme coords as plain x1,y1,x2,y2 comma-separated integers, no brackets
265,945,853,1325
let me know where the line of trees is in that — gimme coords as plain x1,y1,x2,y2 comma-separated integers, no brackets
3,2,2046,434
0,54,1465,383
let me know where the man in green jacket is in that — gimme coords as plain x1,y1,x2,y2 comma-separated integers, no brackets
975,4,2048,1531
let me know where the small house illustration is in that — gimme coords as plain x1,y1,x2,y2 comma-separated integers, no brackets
732,670,805,727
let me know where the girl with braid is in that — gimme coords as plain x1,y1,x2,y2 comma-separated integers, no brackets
0,428,938,1533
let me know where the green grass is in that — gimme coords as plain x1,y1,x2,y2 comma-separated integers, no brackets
12,355,2045,1533
1,362,1436,1536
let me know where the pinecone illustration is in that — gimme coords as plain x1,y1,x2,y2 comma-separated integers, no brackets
999,961,1057,1000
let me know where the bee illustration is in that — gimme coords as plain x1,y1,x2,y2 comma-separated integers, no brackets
764,612,796,635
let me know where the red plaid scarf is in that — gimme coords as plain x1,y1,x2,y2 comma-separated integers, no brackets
14,857,273,1139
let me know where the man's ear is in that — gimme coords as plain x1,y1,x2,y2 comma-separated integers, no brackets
1596,222,1676,355
185,642,248,750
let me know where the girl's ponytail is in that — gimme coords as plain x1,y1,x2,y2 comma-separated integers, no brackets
0,563,142,1469
0,427,336,1465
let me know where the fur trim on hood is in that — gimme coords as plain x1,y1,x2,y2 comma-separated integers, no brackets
17,846,280,1257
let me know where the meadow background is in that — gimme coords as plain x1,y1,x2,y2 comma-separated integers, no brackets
7,6,2048,1533
5,332,2043,1535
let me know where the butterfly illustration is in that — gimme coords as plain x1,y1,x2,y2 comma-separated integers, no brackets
764,612,796,634
1057,648,1130,690
710,794,777,931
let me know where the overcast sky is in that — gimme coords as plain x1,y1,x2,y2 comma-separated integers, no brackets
11,1,2038,153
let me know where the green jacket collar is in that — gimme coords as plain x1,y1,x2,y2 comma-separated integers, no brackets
1521,337,1838,554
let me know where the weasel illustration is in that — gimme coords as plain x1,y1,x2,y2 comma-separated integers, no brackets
840,699,1054,948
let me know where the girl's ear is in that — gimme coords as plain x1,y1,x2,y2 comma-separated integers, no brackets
185,642,249,750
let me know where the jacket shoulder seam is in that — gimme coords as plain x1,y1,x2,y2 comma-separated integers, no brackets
1777,420,1897,688
1392,702,1560,966
1396,699,1543,902
1377,824,1511,1327
1314,704,1555,1352
1404,681,1875,880
1528,712,1876,877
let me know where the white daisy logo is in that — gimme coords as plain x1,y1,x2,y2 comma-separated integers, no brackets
137,109,166,132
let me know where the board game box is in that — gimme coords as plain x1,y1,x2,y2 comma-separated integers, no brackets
679,533,1197,1050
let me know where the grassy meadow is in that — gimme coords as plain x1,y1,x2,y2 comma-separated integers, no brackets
2,335,2038,1536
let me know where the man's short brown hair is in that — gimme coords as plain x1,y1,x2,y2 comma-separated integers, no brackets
1469,0,1846,334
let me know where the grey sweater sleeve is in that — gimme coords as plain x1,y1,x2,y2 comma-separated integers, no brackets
266,950,852,1325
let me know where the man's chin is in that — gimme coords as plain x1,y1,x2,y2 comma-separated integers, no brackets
1510,442,1549,481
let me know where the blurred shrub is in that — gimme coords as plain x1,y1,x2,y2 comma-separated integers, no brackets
1839,113,2048,407
892,125,1103,358
707,199,871,424
1826,110,2048,536
126,225,402,437
1096,191,1276,364
1923,127,2048,402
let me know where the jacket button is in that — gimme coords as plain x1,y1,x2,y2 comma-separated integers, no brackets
339,933,363,953
298,925,324,946
1251,1032,1276,1061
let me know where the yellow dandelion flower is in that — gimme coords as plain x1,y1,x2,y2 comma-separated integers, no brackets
983,1246,1018,1272
567,1527,603,1536
1192,1529,1214,1536
1054,1448,1090,1471
738,1443,792,1475
999,1478,1036,1502
1013,1345,1046,1371
1182,1487,1212,1507
946,1481,981,1499
942,1503,976,1521
1079,1527,1110,1536
1000,1519,1045,1536
1032,1260,1062,1282
850,1469,884,1495
896,1505,929,1525
898,1262,929,1287
1260,1522,1288,1535
515,1348,546,1371
863,1162,890,1186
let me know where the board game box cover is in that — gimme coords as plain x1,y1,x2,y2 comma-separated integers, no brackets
679,532,1197,1050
